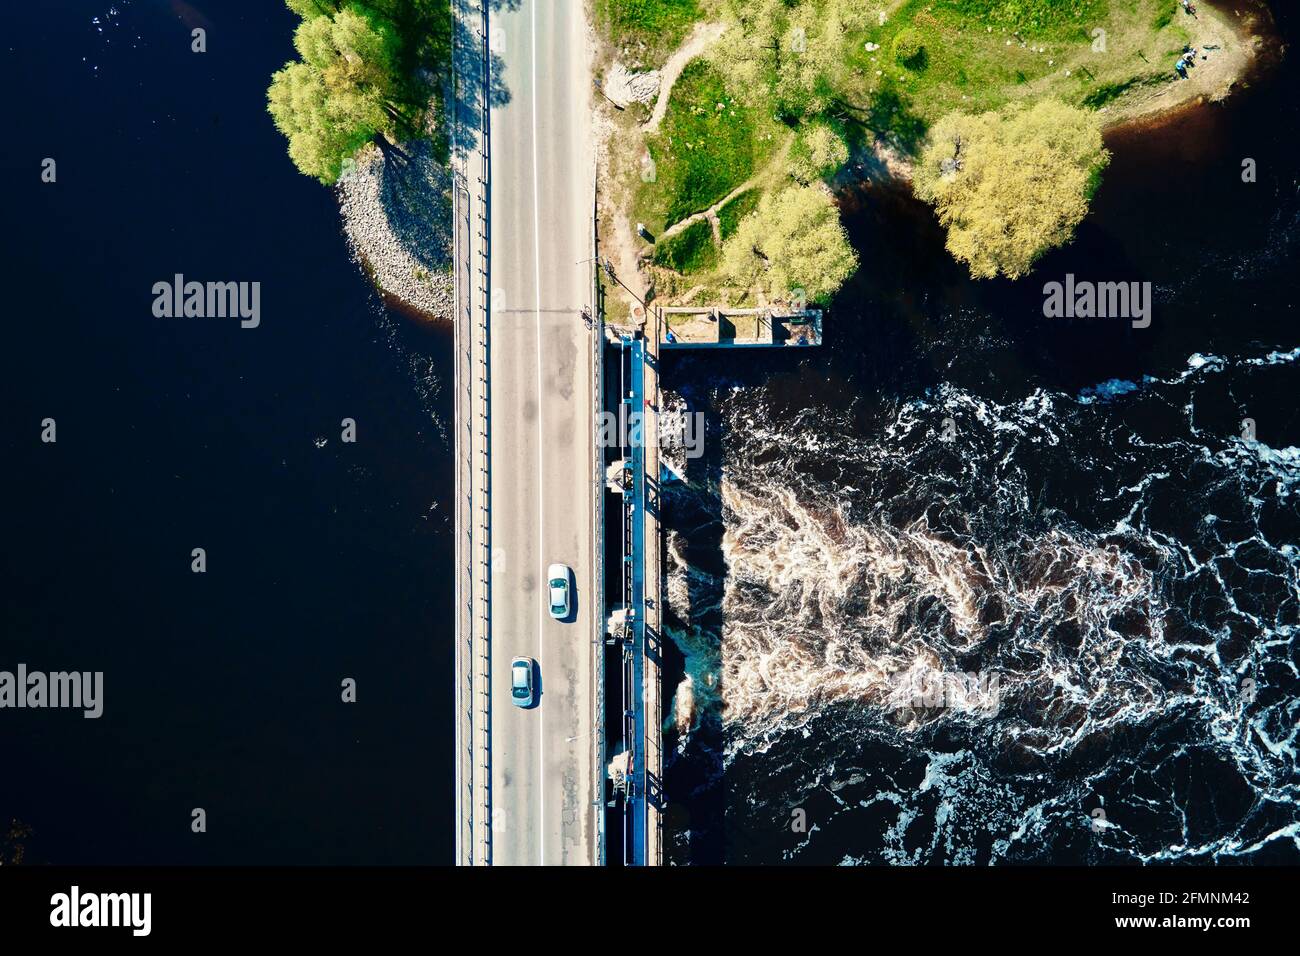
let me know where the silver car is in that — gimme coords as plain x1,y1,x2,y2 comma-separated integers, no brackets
510,657,535,708
547,563,572,620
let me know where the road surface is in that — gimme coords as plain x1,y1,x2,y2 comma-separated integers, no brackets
488,0,597,866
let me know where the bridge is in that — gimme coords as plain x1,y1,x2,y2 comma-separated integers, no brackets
451,0,611,868
451,0,821,867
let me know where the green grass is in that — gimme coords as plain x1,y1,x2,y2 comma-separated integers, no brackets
845,4,1025,131
654,219,718,273
717,189,761,240
636,61,774,233
834,0,1194,138
597,0,700,64
934,0,1109,40
614,0,1204,304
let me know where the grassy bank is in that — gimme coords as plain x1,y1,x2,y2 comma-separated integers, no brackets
837,0,1198,127
634,60,782,235
596,0,1249,303
595,0,701,66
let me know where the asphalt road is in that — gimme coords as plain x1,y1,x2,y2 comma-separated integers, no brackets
488,0,597,866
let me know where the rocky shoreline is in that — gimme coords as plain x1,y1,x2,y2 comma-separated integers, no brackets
336,138,455,322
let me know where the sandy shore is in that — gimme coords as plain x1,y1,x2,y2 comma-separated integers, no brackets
1096,1,1268,129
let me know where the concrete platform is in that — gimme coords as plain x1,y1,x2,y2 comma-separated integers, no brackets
659,306,823,349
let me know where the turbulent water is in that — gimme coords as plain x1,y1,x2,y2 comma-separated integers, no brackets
664,348,1300,864
659,3,1299,865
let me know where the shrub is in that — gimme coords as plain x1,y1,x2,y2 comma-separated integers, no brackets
720,184,857,303
892,27,926,69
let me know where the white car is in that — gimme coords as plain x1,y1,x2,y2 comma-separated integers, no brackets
510,657,535,708
547,563,572,620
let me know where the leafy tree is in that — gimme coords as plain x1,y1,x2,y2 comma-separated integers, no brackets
286,0,340,17
720,183,857,303
709,0,782,107
287,0,402,20
713,0,869,119
267,63,373,183
267,4,405,184
912,99,1109,279
789,120,849,183
294,6,400,101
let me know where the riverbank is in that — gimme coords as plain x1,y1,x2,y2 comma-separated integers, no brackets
1091,0,1262,127
354,2,1271,322
836,0,1272,187
592,0,1277,316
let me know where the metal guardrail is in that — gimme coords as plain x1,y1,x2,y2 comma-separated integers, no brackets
474,0,492,870
451,12,470,871
591,169,607,866
453,0,492,867
648,309,664,866
453,169,471,866
616,334,648,865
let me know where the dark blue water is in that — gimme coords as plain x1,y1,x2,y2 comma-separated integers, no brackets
660,1,1300,864
2,1,453,863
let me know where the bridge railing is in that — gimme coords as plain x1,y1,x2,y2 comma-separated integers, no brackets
474,0,492,870
590,167,607,866
451,0,471,870
452,0,493,868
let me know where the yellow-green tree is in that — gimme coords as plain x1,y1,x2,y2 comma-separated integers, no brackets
789,120,849,184
713,0,868,119
286,0,341,16
721,184,858,303
267,4,404,184
913,99,1110,279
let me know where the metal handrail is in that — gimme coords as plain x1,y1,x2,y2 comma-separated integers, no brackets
476,0,492,869
453,0,493,867
591,168,607,866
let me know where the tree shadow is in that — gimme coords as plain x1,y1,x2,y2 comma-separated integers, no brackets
835,79,928,158
450,0,514,159
373,138,455,274
900,48,928,73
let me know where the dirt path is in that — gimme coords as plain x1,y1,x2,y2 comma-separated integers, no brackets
642,21,728,135
656,138,793,244
657,183,742,244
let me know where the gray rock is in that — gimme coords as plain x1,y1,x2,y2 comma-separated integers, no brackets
336,139,455,320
